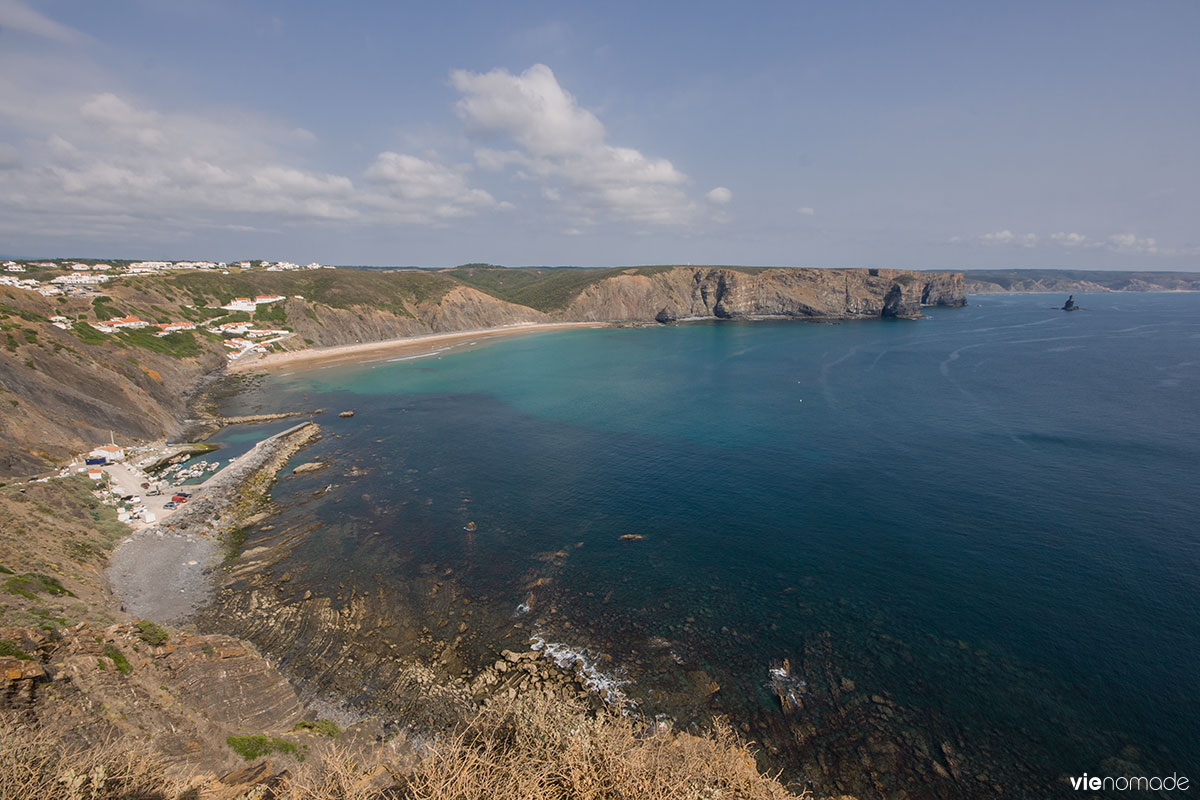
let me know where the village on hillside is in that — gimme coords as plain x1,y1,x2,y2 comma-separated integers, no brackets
1,258,329,360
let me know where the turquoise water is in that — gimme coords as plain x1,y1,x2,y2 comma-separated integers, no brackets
223,293,1200,795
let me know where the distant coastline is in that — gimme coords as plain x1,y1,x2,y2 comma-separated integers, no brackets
958,268,1200,294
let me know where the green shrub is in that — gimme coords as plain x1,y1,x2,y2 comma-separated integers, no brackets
3,573,73,600
0,640,32,660
91,296,121,320
226,735,299,761
118,329,201,358
293,719,340,737
254,304,287,324
101,643,131,675
72,322,108,345
136,620,169,646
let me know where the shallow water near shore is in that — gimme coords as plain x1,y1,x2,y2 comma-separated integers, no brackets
214,293,1200,796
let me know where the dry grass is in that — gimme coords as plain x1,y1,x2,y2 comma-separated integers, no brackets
2,694,807,800
285,695,805,800
0,716,187,800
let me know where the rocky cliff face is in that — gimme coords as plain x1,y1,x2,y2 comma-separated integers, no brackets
0,288,228,475
277,286,547,349
559,267,965,323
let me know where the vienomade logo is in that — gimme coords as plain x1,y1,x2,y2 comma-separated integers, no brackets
1069,773,1190,792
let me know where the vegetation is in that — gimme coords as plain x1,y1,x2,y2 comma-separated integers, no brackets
90,296,121,320
135,620,169,646
117,329,201,358
0,640,31,660
72,322,109,346
290,695,800,799
2,573,73,600
0,717,178,800
1,692,804,799
254,303,287,325
0,303,45,323
100,644,131,675
226,735,300,761
447,265,628,311
445,264,774,311
293,719,340,737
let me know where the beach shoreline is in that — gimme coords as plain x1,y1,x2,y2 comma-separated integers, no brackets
226,321,612,375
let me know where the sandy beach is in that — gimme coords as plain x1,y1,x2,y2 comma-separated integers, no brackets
226,321,611,375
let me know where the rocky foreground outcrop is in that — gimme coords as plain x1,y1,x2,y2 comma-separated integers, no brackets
1,622,303,771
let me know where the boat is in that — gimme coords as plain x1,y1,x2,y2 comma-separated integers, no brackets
464,521,477,531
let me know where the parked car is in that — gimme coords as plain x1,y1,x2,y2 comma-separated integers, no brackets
170,495,188,503
163,501,177,509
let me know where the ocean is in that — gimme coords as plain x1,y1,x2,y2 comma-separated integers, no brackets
212,292,1200,796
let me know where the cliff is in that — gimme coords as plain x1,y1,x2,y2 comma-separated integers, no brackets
962,269,1200,294
555,267,964,322
0,266,963,476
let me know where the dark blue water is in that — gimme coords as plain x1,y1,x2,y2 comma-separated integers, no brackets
222,293,1200,793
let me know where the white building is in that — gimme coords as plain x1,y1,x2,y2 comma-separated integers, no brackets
88,443,125,462
221,297,257,312
51,274,109,285
154,322,196,337
103,316,150,330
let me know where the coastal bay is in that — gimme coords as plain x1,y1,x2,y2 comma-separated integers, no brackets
185,292,1200,798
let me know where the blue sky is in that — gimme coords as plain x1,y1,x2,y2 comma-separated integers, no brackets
0,0,1196,268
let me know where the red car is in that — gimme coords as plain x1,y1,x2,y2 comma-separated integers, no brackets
171,495,189,503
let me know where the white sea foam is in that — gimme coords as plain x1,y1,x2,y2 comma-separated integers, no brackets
386,348,449,363
529,631,634,710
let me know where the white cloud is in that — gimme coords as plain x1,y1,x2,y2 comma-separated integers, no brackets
0,88,501,237
1107,233,1158,254
0,0,83,43
366,151,497,218
979,230,1038,247
450,63,700,225
797,206,815,216
1050,231,1089,247
706,187,732,205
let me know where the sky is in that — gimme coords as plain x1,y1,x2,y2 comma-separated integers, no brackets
0,0,1197,269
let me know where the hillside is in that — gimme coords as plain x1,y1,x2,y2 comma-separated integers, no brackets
960,269,1200,294
0,265,964,477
